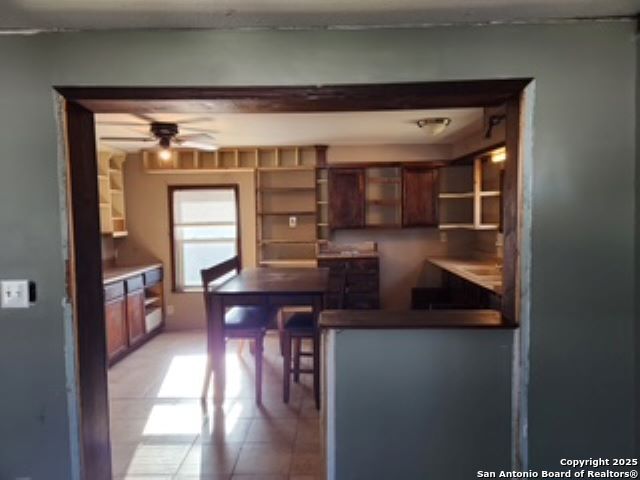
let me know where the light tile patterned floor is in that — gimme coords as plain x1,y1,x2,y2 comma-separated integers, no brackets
109,331,323,480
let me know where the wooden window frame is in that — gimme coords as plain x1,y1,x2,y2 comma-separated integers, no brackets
168,184,242,292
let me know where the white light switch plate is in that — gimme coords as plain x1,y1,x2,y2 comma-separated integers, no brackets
289,216,297,228
1,280,30,309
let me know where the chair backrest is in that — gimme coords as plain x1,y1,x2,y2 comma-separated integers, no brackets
201,255,240,316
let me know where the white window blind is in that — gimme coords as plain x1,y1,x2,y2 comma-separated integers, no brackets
172,187,238,291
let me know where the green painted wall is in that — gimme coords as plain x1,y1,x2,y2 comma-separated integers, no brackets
0,23,636,477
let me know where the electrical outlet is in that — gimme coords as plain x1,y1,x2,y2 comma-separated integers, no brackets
289,216,297,228
166,305,175,316
1,280,30,309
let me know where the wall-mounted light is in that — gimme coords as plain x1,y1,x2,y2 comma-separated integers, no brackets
416,117,452,136
491,147,507,163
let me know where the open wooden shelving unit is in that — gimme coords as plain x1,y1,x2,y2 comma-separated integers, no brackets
365,166,402,228
316,167,330,245
255,147,321,267
143,145,319,172
438,148,503,231
97,151,128,237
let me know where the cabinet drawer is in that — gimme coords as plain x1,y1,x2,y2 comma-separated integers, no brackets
345,293,379,309
144,268,163,286
346,273,378,293
104,281,125,302
126,275,144,293
318,258,379,273
346,258,378,273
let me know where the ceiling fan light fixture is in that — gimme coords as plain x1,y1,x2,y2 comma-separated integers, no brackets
417,117,452,136
158,147,172,162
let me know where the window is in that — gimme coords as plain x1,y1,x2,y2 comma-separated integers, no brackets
170,186,239,291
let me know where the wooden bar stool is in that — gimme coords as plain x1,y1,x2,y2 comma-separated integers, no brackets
282,273,346,408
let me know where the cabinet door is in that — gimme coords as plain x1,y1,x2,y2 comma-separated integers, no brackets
329,168,365,229
126,291,146,346
402,167,439,227
105,298,127,359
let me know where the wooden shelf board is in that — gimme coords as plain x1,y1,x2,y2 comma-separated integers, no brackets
258,166,314,172
439,223,475,230
367,199,401,206
259,187,316,192
480,191,501,197
112,230,128,238
144,296,161,306
364,223,402,229
259,239,317,245
259,259,317,267
367,178,401,184
257,211,316,215
476,224,500,230
317,223,329,227
439,192,474,199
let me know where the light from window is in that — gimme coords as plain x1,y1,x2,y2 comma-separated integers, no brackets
172,188,238,291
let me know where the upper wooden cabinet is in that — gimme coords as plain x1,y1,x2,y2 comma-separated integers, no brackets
329,168,366,229
402,166,439,227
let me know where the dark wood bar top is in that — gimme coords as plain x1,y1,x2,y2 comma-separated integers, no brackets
319,309,515,329
103,263,162,284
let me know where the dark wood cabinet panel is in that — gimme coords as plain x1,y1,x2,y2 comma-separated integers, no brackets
126,291,145,346
328,168,366,229
105,298,127,359
318,257,380,309
402,166,439,227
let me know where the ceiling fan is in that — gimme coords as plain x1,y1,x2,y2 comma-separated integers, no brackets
98,114,219,160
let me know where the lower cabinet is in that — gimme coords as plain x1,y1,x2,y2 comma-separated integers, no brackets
105,298,127,358
104,266,164,365
318,257,380,309
126,290,146,346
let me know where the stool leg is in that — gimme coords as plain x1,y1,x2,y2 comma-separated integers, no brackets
283,331,291,403
313,332,320,410
293,338,301,383
254,335,263,405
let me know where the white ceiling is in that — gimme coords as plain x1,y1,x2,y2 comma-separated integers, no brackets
95,109,484,151
2,0,638,30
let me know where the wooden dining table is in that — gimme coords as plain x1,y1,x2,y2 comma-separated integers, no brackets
202,266,330,406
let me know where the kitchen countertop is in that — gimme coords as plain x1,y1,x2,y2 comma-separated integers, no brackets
426,256,502,294
319,309,513,329
317,251,379,260
103,263,162,284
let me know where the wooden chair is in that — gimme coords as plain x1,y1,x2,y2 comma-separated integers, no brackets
282,272,346,408
201,256,271,405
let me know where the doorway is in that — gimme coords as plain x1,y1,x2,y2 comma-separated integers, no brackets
58,80,531,479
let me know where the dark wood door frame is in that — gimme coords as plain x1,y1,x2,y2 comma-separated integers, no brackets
57,79,531,479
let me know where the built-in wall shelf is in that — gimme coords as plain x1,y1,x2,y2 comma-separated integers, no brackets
256,151,324,268
97,151,128,238
143,146,320,173
438,147,504,231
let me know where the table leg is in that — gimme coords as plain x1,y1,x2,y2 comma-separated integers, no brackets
201,294,215,399
212,295,226,406
312,294,323,410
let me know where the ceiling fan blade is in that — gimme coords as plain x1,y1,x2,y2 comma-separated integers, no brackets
100,136,155,142
179,126,218,134
175,133,218,151
132,113,157,123
178,116,217,125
